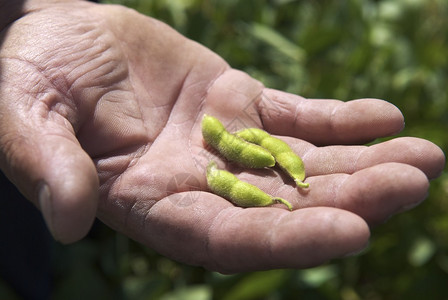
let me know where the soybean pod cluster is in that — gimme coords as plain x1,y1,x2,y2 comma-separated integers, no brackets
201,115,309,211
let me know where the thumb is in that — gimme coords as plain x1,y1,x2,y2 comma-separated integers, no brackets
1,124,98,244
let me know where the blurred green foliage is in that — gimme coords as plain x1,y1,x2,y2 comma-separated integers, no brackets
3,0,447,299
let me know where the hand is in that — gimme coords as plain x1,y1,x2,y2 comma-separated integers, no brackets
0,1,444,273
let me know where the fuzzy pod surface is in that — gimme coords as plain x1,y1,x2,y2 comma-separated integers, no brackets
201,115,275,168
206,161,292,210
236,128,309,188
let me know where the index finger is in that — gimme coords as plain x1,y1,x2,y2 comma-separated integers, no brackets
259,89,404,146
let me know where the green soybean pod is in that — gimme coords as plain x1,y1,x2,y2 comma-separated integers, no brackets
236,128,309,188
201,115,275,168
206,161,293,210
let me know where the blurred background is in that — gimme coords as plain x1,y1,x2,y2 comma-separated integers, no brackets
1,0,447,299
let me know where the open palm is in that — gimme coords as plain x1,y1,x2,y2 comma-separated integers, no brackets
0,1,444,273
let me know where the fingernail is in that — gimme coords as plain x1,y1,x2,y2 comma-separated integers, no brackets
38,182,57,240
342,241,370,258
396,199,425,214
384,198,426,224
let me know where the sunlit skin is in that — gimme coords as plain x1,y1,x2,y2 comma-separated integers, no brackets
0,0,445,273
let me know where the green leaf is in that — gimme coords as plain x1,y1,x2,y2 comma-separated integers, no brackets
159,285,212,300
222,270,288,300
298,265,338,288
248,23,306,63
408,236,436,267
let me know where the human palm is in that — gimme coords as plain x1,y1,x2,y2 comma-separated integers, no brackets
0,1,444,273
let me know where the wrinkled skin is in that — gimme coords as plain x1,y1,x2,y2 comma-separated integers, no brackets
0,0,445,273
